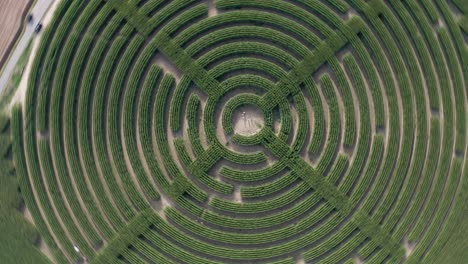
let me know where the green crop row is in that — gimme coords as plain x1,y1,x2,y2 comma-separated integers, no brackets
154,74,193,194
304,78,325,154
376,0,430,240
198,41,298,71
179,10,317,57
240,172,297,198
77,16,128,231
11,107,69,263
20,0,99,260
146,0,201,36
186,94,205,156
106,34,151,211
92,32,137,220
37,140,96,257
137,66,172,191
210,182,309,214
169,77,190,133
329,58,356,147
62,5,116,241
46,0,114,246
182,145,234,194
122,36,161,201
220,161,286,182
338,55,370,197
289,93,309,154
146,209,352,260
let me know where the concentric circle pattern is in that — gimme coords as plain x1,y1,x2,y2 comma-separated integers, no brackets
10,0,468,263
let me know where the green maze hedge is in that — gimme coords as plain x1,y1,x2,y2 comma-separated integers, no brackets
8,0,468,263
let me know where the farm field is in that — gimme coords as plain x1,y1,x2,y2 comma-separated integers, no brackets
2,0,468,263
0,0,33,71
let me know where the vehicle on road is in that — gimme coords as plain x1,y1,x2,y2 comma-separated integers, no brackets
34,23,42,33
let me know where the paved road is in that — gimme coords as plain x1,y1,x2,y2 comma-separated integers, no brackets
0,0,54,93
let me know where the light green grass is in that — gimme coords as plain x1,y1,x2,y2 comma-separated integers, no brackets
0,114,50,264
431,198,468,264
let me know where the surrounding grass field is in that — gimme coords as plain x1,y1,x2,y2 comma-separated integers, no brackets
433,202,468,264
0,114,50,264
2,0,468,263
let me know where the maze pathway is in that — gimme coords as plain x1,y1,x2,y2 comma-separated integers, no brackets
10,0,468,263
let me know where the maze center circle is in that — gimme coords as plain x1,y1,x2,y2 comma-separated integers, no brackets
231,104,264,137
11,0,468,263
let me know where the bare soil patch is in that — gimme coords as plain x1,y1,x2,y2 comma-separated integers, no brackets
37,237,55,262
20,203,34,224
232,105,264,136
0,0,32,70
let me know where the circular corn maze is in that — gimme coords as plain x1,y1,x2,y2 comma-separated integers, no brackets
10,0,468,263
